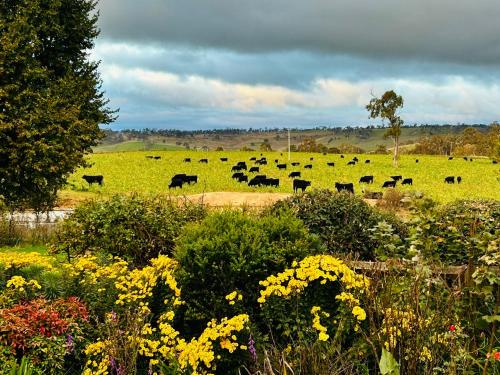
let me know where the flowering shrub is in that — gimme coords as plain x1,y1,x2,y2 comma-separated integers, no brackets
0,252,54,271
0,297,89,373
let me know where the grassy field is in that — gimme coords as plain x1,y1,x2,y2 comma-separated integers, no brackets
61,151,500,205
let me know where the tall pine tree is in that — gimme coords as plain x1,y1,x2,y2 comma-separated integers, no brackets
0,0,115,213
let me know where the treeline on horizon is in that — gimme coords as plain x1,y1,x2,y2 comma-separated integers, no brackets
103,123,490,138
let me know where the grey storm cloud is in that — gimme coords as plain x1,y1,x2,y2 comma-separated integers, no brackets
96,0,500,66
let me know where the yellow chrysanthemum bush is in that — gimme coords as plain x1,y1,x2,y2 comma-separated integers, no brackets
79,254,250,375
256,254,370,371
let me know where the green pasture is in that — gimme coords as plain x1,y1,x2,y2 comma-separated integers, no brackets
64,151,500,204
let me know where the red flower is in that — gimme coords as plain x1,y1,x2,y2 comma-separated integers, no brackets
494,351,500,361
449,325,456,332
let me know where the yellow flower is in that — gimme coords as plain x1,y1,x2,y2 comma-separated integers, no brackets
352,306,366,321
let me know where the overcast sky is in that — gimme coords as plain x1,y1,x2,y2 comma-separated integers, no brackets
93,0,500,130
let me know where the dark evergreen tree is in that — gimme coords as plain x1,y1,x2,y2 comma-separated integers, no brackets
0,0,115,212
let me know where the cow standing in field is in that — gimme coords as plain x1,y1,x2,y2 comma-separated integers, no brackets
445,176,455,184
220,157,228,162
249,167,260,173
304,164,312,169
335,182,354,194
168,179,183,189
416,159,419,163
382,180,396,188
327,162,335,167
448,157,453,160
457,176,462,184
288,171,301,178
391,176,402,182
293,179,311,193
263,178,279,187
277,163,287,170
248,175,267,187
232,172,244,180
291,162,300,166
365,160,370,164
402,178,413,185
183,158,191,162
359,175,374,184
82,175,103,186
199,158,208,163
237,175,248,183
347,161,356,166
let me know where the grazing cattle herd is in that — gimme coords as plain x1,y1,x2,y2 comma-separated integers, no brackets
79,153,499,198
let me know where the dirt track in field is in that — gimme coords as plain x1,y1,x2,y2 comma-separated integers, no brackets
180,192,293,208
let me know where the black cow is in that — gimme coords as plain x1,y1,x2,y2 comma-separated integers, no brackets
493,160,498,164
288,171,301,178
250,157,257,161
304,164,312,169
274,159,279,163
256,160,268,165
146,156,154,159
220,157,228,162
232,172,244,180
340,155,345,158
249,167,260,173
231,165,244,172
457,176,462,184
153,156,161,160
185,175,198,184
365,160,370,164
293,179,311,192
291,162,300,166
416,159,419,163
463,157,468,161
237,161,247,167
310,157,314,161
183,158,191,162
168,179,183,189
82,175,103,186
445,176,455,184
359,175,374,184
470,158,473,162
199,158,208,163
391,175,402,181
172,174,186,180
347,161,356,166
448,157,453,160
382,180,396,188
237,175,248,183
353,157,359,162
248,175,267,187
277,163,287,170
335,182,354,194
402,178,413,186
327,162,335,167
264,178,279,187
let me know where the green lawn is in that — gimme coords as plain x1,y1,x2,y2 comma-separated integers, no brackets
0,244,48,255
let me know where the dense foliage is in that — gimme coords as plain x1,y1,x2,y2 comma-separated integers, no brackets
270,189,407,260
52,195,206,266
0,196,498,374
0,0,115,212
174,210,323,333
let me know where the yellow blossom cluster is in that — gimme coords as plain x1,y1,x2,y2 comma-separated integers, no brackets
83,340,111,375
6,275,42,291
257,255,368,327
420,346,432,362
225,291,243,305
381,307,427,350
0,252,54,270
310,306,330,341
258,255,369,304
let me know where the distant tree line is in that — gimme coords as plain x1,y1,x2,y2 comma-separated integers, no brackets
411,123,499,158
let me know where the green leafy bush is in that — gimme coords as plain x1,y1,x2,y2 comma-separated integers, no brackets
410,199,500,265
270,189,407,260
175,209,324,332
51,195,206,267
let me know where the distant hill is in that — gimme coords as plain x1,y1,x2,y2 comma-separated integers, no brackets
95,124,489,153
